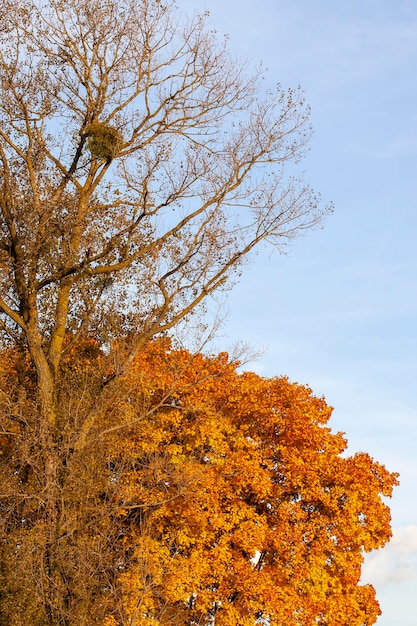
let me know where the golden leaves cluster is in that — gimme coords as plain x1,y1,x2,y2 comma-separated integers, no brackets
104,339,398,625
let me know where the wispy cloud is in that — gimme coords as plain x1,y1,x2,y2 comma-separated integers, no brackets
362,525,417,586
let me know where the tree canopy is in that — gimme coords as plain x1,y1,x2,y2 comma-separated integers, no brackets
0,339,398,624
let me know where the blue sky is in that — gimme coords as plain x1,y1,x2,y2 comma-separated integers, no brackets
182,1,417,623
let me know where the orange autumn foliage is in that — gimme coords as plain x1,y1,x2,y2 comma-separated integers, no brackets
0,339,398,625
108,340,398,626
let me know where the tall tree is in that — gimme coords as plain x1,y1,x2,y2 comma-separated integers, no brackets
0,0,333,623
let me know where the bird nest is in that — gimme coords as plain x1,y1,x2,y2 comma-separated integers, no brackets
84,122,123,160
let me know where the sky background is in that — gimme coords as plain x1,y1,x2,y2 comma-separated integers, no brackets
181,1,417,624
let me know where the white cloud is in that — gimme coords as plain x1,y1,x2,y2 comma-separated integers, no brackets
390,526,417,556
362,526,417,586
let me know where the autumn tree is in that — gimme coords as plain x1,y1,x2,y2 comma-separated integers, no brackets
0,0,336,622
113,342,398,626
0,340,397,624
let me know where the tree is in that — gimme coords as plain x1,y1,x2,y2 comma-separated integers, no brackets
115,342,398,625
0,339,398,624
0,0,329,423
0,0,335,622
